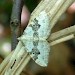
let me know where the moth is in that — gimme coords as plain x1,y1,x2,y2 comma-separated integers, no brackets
19,11,51,67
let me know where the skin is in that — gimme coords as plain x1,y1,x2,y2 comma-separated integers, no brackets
21,6,30,28
67,2,75,14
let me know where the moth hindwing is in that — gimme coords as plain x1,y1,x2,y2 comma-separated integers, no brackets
19,11,51,67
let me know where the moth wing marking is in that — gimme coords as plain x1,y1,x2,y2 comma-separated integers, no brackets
35,41,50,66
36,11,51,40
21,39,50,67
